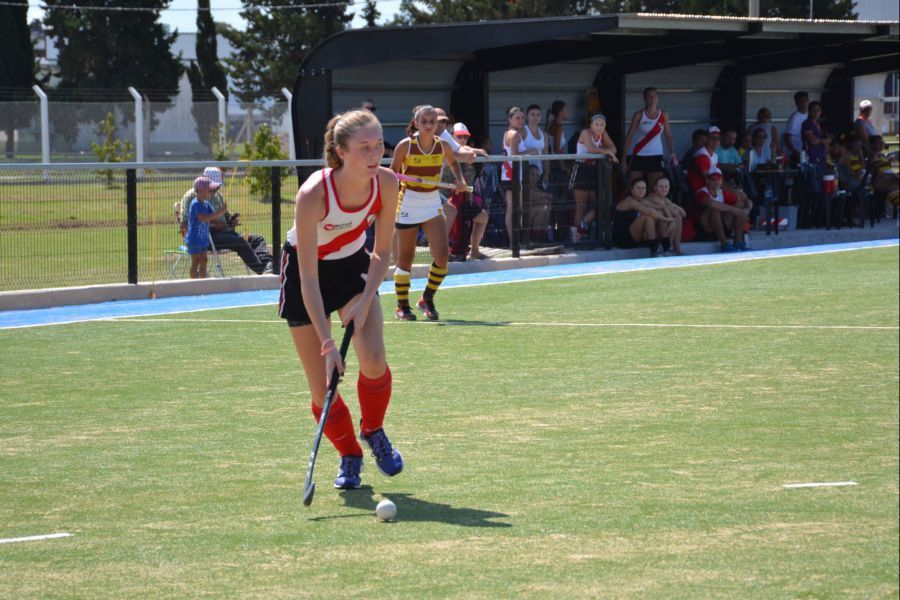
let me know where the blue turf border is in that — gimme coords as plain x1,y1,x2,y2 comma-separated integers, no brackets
1,239,896,330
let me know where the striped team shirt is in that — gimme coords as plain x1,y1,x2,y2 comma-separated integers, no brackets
401,135,444,193
286,168,382,260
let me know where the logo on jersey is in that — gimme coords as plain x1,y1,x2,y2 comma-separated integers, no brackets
323,220,354,232
366,214,376,226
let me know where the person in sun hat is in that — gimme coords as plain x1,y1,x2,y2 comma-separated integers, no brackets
181,166,274,274
184,176,227,278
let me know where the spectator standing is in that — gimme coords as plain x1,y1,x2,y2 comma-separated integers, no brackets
180,167,274,274
546,100,569,156
694,168,752,252
853,100,878,154
801,101,828,167
185,176,227,278
444,122,490,260
783,91,810,164
570,113,619,241
523,104,552,240
747,107,780,157
620,86,678,189
612,178,671,256
500,106,529,245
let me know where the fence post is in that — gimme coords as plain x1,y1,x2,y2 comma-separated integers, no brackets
126,169,138,284
511,160,521,258
271,166,282,275
211,87,226,149
127,87,144,164
32,85,50,166
281,88,296,160
597,160,613,250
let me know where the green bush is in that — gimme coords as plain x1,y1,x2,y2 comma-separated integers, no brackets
91,113,134,188
208,123,234,161
242,124,287,202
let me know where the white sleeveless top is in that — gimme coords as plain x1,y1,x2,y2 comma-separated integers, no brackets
635,109,664,156
576,131,603,163
501,131,529,182
286,168,381,260
523,126,545,176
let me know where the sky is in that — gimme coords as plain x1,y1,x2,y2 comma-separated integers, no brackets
27,0,403,33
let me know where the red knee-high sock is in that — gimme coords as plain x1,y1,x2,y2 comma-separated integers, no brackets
358,365,392,436
311,395,362,457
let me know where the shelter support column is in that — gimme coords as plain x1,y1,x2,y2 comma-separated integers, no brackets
593,66,625,151
821,67,852,137
710,66,746,133
293,67,333,160
450,63,489,140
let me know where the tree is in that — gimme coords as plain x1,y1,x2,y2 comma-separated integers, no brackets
595,0,856,18
0,0,36,158
224,0,353,105
187,0,230,151
362,0,381,27
91,112,134,188
42,0,184,132
391,0,601,24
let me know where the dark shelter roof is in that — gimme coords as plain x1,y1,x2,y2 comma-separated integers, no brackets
291,13,900,159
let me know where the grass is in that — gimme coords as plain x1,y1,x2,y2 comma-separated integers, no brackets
0,247,897,598
0,169,298,290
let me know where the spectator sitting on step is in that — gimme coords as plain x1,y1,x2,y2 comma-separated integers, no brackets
181,167,274,274
612,178,672,257
694,168,752,253
644,175,686,256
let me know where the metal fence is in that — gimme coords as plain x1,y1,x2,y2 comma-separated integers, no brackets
0,155,615,292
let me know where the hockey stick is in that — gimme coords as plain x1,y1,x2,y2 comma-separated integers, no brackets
396,172,474,193
302,321,355,507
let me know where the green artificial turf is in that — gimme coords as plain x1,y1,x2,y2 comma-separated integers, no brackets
1,247,897,598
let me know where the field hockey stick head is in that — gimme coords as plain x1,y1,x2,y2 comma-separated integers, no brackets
302,321,355,507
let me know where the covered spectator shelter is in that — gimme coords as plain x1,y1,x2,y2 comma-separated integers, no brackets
292,13,899,159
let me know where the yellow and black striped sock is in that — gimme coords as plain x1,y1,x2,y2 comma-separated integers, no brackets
422,262,448,301
394,268,411,308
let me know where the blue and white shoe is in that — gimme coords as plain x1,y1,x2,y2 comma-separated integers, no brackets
333,454,363,489
360,428,404,476
720,242,738,253
736,241,752,252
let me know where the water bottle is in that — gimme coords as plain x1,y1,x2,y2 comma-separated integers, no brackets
800,150,809,165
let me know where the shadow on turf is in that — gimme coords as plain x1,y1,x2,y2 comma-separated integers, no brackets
309,486,511,527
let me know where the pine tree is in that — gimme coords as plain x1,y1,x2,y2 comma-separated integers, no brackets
0,0,36,158
188,0,230,151
43,0,184,132
362,1,381,27
224,0,352,105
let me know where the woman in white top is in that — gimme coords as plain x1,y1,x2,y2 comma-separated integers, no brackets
747,107,780,157
500,106,529,245
620,87,678,190
569,114,618,241
743,127,773,173
522,104,552,240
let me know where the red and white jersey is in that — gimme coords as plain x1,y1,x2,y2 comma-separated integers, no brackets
695,186,738,207
688,147,719,191
286,168,382,260
633,109,665,156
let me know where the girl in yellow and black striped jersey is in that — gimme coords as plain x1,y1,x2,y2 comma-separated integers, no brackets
389,105,468,321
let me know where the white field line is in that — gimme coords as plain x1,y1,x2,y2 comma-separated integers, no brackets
108,318,899,331
782,481,859,489
0,532,73,544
